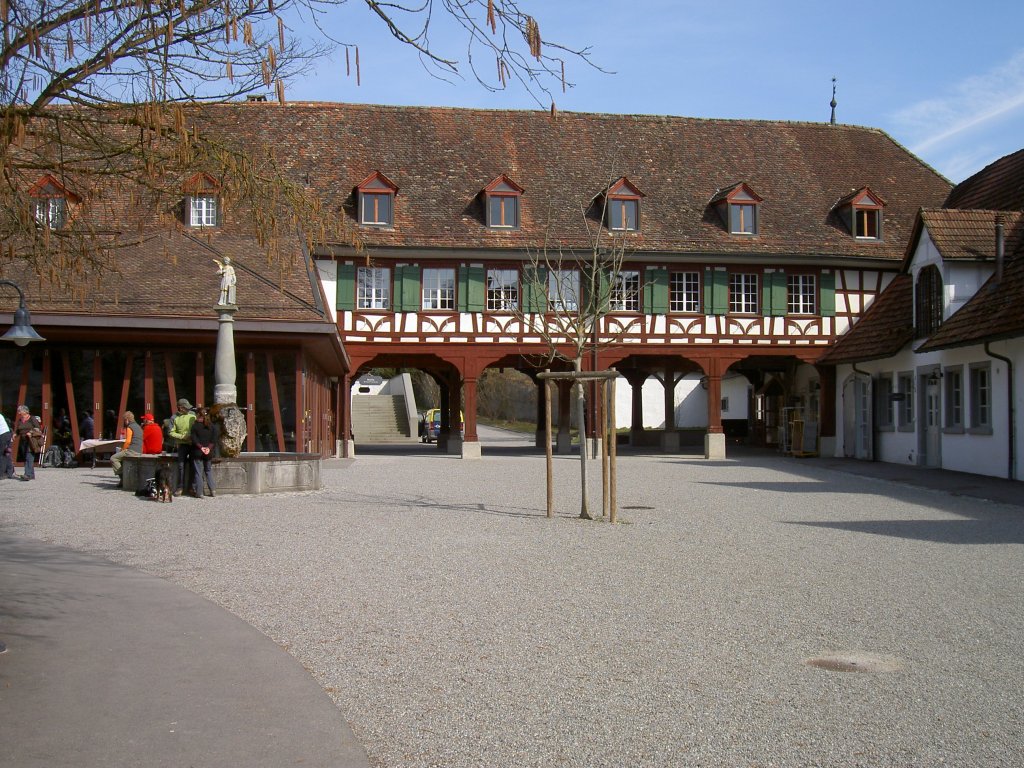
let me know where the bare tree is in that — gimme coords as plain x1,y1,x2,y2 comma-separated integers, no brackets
517,186,634,519
1,0,600,283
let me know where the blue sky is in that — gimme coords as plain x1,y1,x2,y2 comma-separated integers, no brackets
286,1,1024,183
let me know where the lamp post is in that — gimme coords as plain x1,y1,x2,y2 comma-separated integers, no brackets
0,278,41,654
0,279,45,346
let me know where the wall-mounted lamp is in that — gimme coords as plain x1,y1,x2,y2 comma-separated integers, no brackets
0,279,45,346
927,370,943,385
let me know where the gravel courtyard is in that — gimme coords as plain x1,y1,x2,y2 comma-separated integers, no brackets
2,445,1022,767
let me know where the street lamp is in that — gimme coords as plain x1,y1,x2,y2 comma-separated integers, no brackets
0,279,45,346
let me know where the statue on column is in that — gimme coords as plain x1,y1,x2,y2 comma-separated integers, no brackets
212,256,246,456
214,257,237,306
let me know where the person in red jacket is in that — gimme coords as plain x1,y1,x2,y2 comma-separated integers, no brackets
141,413,164,454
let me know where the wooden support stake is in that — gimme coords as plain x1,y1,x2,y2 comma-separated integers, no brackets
545,376,554,518
609,375,618,524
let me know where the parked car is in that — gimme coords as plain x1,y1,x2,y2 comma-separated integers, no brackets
420,408,464,443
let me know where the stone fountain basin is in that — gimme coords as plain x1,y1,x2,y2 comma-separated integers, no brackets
121,452,321,495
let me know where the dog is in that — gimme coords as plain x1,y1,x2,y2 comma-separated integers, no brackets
154,466,174,503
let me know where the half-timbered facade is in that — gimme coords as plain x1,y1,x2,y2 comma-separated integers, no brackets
3,102,954,460
286,103,950,458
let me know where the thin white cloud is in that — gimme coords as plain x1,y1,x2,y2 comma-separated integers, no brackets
892,49,1024,154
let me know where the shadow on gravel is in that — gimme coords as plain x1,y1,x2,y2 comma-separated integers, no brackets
787,518,1024,545
343,492,559,520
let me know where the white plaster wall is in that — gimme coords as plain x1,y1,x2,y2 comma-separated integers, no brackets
832,342,1020,480
314,260,338,323
937,346,1011,477
909,228,995,323
612,373,750,429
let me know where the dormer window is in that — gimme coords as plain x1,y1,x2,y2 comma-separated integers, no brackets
35,197,67,229
710,183,762,235
191,196,217,227
357,171,398,227
835,187,885,240
605,178,643,232
484,175,523,229
855,206,880,239
183,172,221,228
28,174,78,230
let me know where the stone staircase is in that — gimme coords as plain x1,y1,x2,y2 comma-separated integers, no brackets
351,395,416,443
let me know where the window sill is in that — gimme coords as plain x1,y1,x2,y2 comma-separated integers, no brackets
967,426,993,436
942,426,965,435
897,425,915,433
876,424,895,433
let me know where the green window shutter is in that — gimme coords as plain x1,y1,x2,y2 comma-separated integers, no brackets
819,271,836,317
400,265,421,311
392,265,404,309
523,266,548,313
596,268,611,314
466,266,485,312
764,271,786,316
458,267,469,312
648,267,669,314
706,268,728,315
773,271,788,316
336,263,355,311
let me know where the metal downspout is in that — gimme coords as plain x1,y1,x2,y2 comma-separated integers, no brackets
984,342,1015,481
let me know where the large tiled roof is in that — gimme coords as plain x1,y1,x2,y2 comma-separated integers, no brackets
918,209,1024,261
2,229,326,323
191,102,951,261
944,148,1024,210
816,275,914,364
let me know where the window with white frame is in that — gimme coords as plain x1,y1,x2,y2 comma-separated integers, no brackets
944,365,963,431
421,268,455,310
729,272,759,314
897,372,914,431
548,269,580,312
486,269,519,311
609,270,640,311
356,267,390,309
787,274,816,314
34,197,67,229
190,195,217,227
670,271,701,313
876,374,894,429
360,192,392,226
969,363,992,431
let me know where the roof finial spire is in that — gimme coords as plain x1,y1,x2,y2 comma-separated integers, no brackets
830,77,838,125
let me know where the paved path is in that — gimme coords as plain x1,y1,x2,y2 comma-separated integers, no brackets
0,534,369,768
1,449,1022,767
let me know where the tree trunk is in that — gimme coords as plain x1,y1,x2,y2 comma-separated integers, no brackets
576,357,593,519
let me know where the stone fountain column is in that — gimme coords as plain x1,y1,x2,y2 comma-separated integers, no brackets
214,303,247,456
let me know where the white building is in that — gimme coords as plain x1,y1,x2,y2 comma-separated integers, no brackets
822,149,1024,481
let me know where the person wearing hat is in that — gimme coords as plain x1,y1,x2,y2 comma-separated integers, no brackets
141,412,163,454
169,398,196,496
